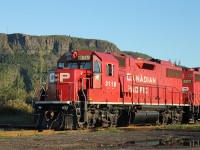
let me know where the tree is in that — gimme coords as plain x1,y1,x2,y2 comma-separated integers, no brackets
0,65,26,103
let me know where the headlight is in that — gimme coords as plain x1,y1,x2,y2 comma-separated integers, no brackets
62,106,68,110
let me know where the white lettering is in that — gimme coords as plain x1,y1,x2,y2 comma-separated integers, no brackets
127,73,132,81
60,73,70,82
126,73,157,84
144,76,147,83
128,85,148,94
49,73,55,83
105,81,117,88
136,76,140,82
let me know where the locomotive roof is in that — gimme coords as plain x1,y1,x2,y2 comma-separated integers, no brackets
184,67,200,72
94,51,118,63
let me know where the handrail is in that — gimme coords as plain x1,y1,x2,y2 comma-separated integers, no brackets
126,82,182,105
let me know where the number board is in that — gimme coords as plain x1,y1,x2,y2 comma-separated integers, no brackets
78,55,91,60
183,80,192,84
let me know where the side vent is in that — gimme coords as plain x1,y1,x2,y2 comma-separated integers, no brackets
166,68,182,79
136,62,155,70
195,74,200,82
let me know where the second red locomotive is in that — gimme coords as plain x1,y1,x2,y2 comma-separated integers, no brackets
34,50,200,129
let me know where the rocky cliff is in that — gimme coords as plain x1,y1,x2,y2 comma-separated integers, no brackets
0,33,120,55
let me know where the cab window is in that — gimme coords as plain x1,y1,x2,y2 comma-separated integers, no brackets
67,62,78,69
80,62,91,69
58,63,64,68
66,62,91,70
106,64,114,76
94,60,101,73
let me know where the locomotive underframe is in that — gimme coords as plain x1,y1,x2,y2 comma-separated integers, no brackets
34,101,200,130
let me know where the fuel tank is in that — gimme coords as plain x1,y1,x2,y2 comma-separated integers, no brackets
130,111,159,125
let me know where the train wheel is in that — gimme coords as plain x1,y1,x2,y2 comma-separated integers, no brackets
50,113,65,130
109,115,116,127
87,111,96,128
172,113,182,124
102,117,109,128
36,114,47,131
117,109,130,127
64,114,73,130
108,111,118,127
161,112,170,125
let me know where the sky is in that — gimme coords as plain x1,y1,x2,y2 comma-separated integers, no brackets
0,0,200,67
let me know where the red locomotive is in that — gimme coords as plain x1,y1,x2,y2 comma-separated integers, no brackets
34,50,200,129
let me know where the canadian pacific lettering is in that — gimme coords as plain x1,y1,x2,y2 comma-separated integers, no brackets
128,85,148,94
127,73,156,84
127,73,157,94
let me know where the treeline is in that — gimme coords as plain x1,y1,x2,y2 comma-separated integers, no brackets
0,51,58,104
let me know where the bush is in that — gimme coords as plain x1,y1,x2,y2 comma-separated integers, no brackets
0,100,33,115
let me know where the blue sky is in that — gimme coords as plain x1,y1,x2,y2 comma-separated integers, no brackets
0,0,200,67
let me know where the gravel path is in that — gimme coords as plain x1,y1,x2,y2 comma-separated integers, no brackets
0,128,200,150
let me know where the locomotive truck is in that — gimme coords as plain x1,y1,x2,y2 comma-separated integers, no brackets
34,50,200,130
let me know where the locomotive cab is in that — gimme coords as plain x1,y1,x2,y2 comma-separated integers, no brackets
45,50,120,102
46,51,93,102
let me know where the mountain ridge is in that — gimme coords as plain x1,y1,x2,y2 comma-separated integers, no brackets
0,33,121,55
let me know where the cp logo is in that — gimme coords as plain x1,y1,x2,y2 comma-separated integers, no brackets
60,73,70,82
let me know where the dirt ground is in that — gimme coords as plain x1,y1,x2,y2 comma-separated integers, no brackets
0,127,200,150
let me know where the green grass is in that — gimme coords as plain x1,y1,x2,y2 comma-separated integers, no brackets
96,128,125,134
164,124,200,130
0,136,15,139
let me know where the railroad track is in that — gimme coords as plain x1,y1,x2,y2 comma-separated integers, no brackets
2,123,196,132
0,123,161,132
0,125,161,138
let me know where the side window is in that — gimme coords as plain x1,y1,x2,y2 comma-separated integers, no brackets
58,63,64,68
80,62,91,69
106,64,114,76
94,60,101,73
67,62,78,69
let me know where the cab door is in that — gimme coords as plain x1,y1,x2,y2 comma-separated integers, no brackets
93,55,102,88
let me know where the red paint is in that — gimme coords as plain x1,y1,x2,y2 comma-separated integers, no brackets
45,50,200,107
